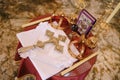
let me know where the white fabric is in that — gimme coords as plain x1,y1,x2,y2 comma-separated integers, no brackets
17,22,78,80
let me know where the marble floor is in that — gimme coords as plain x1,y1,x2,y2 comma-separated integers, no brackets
0,0,120,80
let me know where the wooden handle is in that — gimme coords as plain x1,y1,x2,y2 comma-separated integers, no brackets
22,16,51,28
60,52,99,76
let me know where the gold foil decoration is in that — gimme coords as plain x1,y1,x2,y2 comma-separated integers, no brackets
36,41,45,48
58,35,66,42
44,30,65,52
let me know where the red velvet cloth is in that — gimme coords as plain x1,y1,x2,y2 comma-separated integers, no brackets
15,15,97,80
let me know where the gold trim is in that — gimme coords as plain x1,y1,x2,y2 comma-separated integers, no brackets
68,40,83,60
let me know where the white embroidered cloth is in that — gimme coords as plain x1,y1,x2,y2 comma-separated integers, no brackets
16,22,79,80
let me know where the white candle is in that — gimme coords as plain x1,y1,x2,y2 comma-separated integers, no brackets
106,3,120,23
61,51,99,76
22,16,51,28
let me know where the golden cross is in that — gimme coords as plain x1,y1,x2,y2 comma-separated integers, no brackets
18,30,66,53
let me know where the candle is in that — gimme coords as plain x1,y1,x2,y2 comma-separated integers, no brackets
22,16,51,28
106,3,120,23
61,51,99,76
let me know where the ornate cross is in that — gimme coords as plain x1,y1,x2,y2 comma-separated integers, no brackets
18,30,66,53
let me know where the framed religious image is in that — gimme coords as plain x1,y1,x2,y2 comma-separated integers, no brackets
77,9,96,35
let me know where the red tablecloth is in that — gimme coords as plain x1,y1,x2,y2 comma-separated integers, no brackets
15,14,97,80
